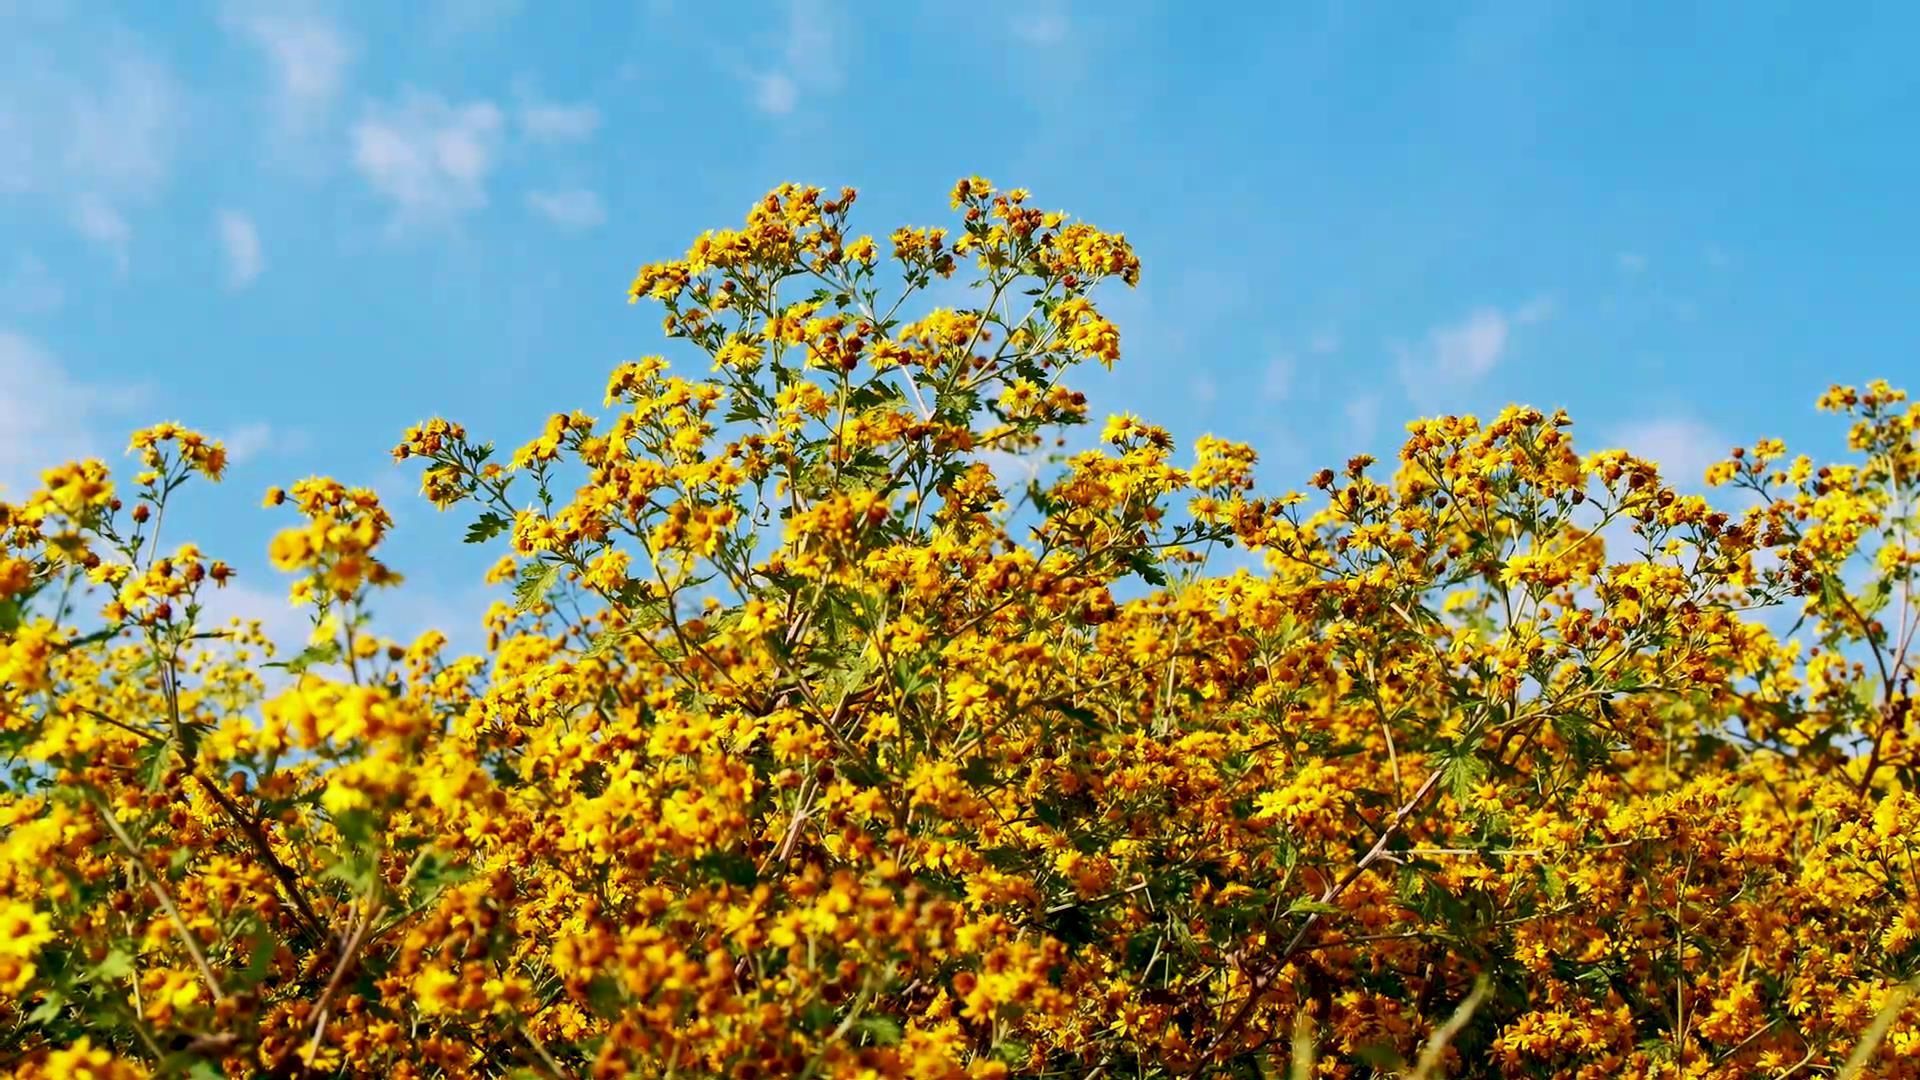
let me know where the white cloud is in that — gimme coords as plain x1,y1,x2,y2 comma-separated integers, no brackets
1192,374,1218,406
518,100,599,142
0,25,182,258
782,0,844,89
220,418,278,461
525,188,606,230
71,195,131,271
1431,310,1509,380
1397,297,1554,405
217,210,264,288
0,330,145,498
221,6,353,134
1602,417,1731,491
431,0,524,38
1012,10,1069,45
1617,252,1647,273
196,581,313,661
4,253,63,315
745,0,845,114
753,72,799,115
980,447,1045,493
6,50,180,198
1309,329,1341,354
1262,354,1295,401
351,91,505,227
1345,394,1380,447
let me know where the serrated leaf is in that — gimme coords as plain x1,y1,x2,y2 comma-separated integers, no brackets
696,850,758,888
91,948,133,982
1444,753,1488,806
28,995,65,1024
322,850,377,893
585,625,636,658
401,849,473,917
55,625,120,653
246,924,280,983
266,639,341,675
854,1015,903,1046
513,560,563,613
1124,549,1169,588
464,512,512,544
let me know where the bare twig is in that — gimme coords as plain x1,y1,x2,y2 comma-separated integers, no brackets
1408,975,1490,1080
305,898,383,1065
192,774,324,941
1206,763,1447,1059
91,794,225,1001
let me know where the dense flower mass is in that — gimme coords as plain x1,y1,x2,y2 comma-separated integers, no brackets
2,180,1917,1079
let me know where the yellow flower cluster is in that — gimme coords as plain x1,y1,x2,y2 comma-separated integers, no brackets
3,181,1919,1079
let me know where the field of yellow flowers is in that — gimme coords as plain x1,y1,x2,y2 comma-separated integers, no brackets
2,179,1917,1078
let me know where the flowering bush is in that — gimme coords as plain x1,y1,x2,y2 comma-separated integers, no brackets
2,179,1917,1079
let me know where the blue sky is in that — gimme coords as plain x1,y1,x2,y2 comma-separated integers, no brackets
2,0,1916,643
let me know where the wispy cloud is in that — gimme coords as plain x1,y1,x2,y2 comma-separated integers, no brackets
1344,393,1381,447
221,5,354,136
1011,8,1070,45
431,0,524,40
218,421,308,465
71,195,132,272
744,0,846,115
0,22,182,261
217,209,264,288
525,188,606,230
351,91,505,228
1192,373,1219,407
1602,417,1731,490
1262,355,1295,401
518,99,600,142
753,73,799,115
0,330,146,498
3,254,63,315
1397,297,1554,406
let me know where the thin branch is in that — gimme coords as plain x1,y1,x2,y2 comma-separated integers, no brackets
305,898,383,1065
90,793,225,1001
1206,763,1447,1059
192,774,325,942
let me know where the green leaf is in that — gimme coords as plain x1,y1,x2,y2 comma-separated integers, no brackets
246,923,280,983
90,948,134,982
1124,549,1169,588
28,990,66,1024
322,850,378,893
585,625,636,659
854,1015,903,1046
1286,898,1343,917
513,560,563,613
267,638,342,675
464,511,512,544
1353,1043,1407,1069
410,847,474,905
55,625,120,652
1444,752,1488,806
